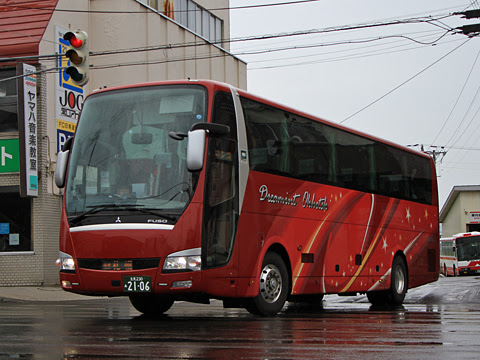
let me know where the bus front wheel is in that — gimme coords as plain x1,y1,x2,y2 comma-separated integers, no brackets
246,252,289,316
129,295,174,316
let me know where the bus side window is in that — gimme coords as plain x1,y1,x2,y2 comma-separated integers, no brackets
243,98,290,176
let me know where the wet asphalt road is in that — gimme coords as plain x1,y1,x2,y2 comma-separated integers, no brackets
1,276,480,360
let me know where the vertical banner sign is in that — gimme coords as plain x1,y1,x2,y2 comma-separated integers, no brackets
55,26,84,153
17,63,38,197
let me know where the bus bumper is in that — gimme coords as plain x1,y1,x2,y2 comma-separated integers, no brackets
59,268,203,297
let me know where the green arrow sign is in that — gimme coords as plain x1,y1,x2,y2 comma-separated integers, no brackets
0,139,20,173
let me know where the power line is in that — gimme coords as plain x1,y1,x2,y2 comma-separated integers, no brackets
247,31,457,70
0,0,324,14
1,14,456,67
0,33,460,84
438,98,480,172
0,66,62,84
245,29,443,62
236,31,451,57
340,37,473,124
445,76,480,148
429,47,480,146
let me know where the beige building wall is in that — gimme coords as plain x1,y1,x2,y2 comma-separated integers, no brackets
441,196,464,237
440,186,480,237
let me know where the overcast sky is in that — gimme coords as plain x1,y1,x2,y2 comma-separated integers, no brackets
229,0,480,209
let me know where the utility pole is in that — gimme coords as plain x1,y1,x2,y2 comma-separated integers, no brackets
407,144,447,164
424,146,447,164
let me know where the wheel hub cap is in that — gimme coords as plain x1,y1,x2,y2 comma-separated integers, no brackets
259,264,282,303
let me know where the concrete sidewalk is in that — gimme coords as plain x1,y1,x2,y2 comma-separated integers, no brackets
0,286,106,302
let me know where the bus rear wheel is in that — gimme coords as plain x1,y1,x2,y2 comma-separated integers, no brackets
367,256,407,306
129,295,174,316
246,252,289,316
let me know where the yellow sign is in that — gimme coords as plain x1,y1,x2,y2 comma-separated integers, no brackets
57,119,77,133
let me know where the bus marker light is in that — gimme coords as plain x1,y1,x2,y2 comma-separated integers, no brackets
61,281,72,289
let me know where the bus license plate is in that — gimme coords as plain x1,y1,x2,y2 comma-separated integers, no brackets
123,276,151,293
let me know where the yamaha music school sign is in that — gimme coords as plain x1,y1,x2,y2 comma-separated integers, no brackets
17,63,38,197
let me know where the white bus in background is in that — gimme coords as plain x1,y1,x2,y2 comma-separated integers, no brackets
440,232,480,276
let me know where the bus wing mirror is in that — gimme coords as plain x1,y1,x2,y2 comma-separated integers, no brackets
186,123,230,172
186,129,206,172
55,136,74,188
55,149,70,188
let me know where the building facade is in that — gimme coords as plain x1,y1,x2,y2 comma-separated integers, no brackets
440,185,480,238
0,0,246,286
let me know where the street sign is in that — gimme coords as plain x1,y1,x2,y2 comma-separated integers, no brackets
0,139,20,173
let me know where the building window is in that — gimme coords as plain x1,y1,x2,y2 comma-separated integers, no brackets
139,0,223,45
0,69,18,133
175,0,223,44
0,191,32,252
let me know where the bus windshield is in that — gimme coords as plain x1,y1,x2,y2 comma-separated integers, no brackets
65,85,207,225
456,236,480,262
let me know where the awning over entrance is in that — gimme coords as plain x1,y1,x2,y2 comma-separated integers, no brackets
0,0,59,60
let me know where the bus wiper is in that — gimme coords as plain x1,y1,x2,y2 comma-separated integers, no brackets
68,204,139,224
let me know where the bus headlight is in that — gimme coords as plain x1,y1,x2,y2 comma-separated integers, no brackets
163,255,201,272
163,248,202,272
56,251,76,272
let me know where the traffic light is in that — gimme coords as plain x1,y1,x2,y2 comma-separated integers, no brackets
63,30,89,86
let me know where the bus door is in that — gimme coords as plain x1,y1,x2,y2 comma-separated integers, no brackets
203,91,240,272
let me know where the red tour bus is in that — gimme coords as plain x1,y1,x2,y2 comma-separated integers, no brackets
440,232,480,276
55,80,439,315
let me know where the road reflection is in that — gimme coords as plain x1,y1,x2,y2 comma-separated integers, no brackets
2,276,480,359
2,294,479,360
57,301,446,360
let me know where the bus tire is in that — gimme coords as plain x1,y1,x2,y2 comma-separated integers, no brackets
388,256,407,305
367,256,407,306
129,295,174,316
246,252,289,316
